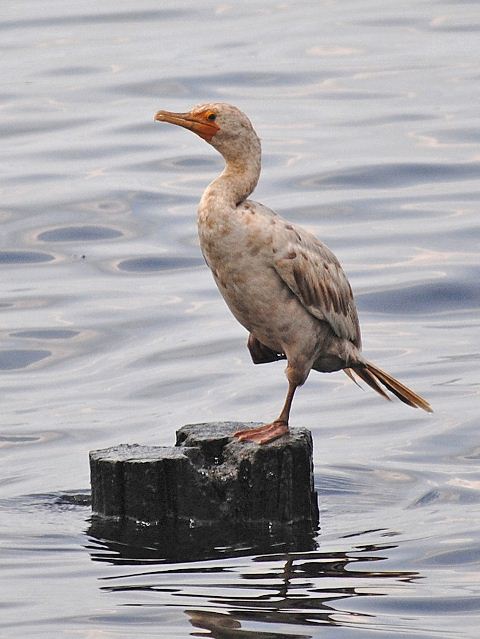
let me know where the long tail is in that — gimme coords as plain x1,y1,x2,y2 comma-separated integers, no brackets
345,361,433,413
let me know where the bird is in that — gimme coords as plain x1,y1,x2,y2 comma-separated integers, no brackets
154,103,432,444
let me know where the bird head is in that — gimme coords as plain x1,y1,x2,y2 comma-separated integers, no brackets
154,102,260,163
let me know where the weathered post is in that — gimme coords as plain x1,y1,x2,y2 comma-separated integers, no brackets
90,422,319,529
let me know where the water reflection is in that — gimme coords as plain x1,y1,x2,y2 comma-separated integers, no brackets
1,8,185,30
0,250,55,264
359,278,480,314
297,161,480,191
87,517,318,564
10,329,80,339
187,608,312,638
117,256,204,272
0,349,51,370
37,225,123,242
86,521,419,636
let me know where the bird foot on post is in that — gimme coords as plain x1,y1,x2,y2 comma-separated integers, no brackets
233,420,289,444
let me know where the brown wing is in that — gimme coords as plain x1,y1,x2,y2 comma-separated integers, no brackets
272,221,361,347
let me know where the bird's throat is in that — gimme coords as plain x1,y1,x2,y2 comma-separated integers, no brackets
201,156,261,211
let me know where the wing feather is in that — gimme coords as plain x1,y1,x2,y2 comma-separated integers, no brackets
272,222,361,347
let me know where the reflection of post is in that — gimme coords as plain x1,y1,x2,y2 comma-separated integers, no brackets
87,515,317,564
86,529,420,635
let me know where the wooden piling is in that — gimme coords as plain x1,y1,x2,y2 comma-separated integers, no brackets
90,422,319,529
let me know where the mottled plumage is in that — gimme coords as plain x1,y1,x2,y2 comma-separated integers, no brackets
154,103,432,444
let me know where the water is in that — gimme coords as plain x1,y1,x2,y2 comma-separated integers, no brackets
1,0,479,636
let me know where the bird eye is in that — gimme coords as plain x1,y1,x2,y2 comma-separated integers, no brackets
206,112,217,121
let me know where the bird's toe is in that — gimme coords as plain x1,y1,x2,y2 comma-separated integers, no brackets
233,421,289,445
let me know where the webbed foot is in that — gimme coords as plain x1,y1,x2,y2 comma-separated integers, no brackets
233,421,289,444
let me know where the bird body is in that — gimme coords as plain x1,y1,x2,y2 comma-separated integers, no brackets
155,103,432,443
200,197,360,376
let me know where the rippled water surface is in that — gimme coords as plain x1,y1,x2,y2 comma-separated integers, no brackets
1,1,480,637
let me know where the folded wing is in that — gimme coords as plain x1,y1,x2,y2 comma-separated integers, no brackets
272,222,361,348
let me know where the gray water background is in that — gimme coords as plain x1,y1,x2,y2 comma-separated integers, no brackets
1,0,479,637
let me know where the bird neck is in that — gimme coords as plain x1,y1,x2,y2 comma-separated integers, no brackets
200,144,261,213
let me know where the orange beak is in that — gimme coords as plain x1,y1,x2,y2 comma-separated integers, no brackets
154,109,219,142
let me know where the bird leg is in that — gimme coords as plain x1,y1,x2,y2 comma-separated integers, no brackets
234,381,297,444
247,334,286,364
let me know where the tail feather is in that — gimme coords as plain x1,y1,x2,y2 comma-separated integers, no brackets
345,366,391,401
349,361,433,413
343,367,362,389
